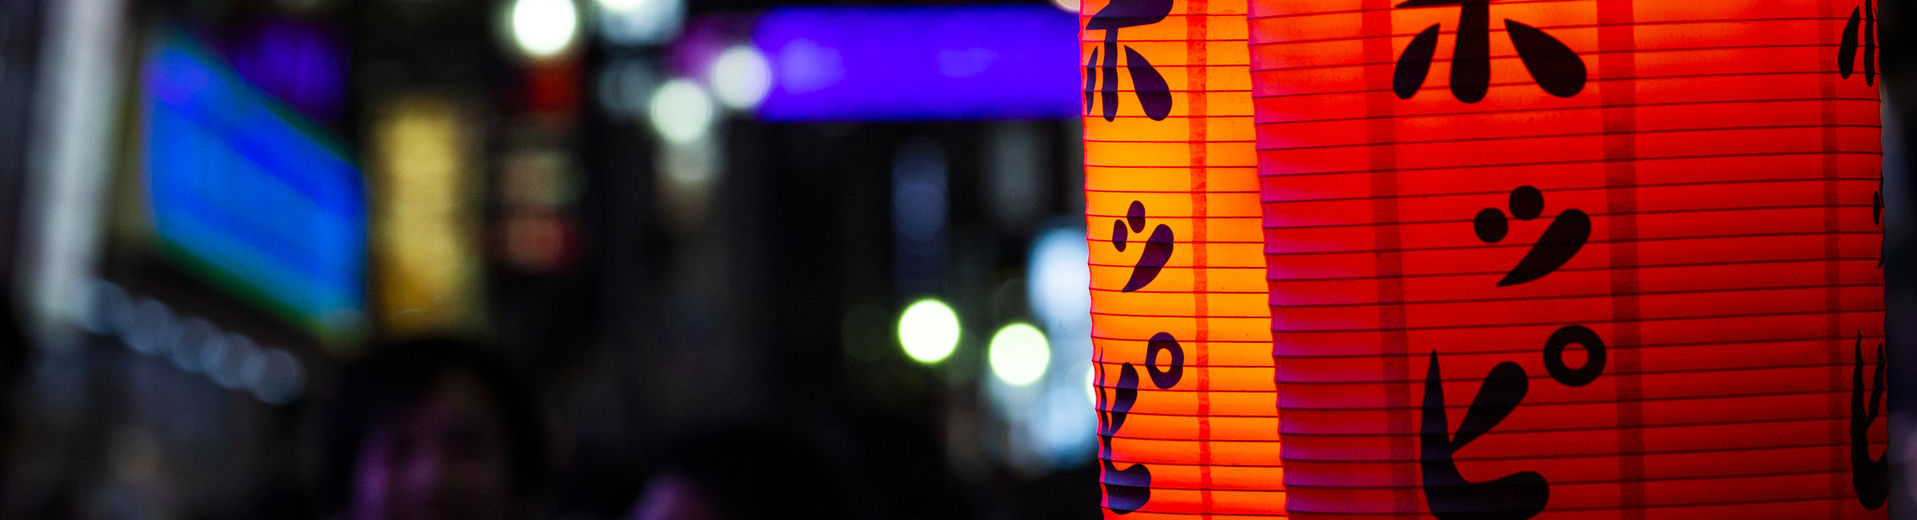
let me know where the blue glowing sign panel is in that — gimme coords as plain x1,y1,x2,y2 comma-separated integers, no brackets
141,31,366,337
752,6,1080,121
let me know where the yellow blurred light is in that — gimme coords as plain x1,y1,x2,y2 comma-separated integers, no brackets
370,94,484,338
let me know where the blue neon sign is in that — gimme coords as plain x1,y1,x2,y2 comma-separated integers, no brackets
141,31,366,337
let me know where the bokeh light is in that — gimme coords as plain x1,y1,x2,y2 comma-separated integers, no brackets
709,45,772,110
987,323,1049,386
596,0,646,12
648,78,716,144
1027,226,1089,334
897,298,960,365
510,0,580,58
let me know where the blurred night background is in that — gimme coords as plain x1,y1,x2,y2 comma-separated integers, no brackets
0,0,1105,518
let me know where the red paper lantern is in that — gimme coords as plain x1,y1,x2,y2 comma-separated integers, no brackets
1249,0,1886,518
1081,0,1287,516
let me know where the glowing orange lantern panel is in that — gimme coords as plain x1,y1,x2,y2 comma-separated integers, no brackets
1250,0,1886,518
1082,0,1286,516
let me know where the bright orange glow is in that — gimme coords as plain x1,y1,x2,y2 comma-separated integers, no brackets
1083,0,1286,516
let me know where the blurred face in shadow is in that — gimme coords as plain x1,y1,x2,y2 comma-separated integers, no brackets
349,370,514,520
631,473,723,520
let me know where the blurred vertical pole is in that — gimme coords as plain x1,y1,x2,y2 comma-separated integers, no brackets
13,1,122,515
18,0,124,349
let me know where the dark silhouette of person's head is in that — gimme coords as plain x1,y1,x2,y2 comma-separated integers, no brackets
323,338,546,520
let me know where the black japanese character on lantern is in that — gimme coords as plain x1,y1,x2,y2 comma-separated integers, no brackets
1099,332,1184,514
1474,186,1591,286
1852,332,1888,510
1113,200,1175,292
1085,0,1174,121
1875,173,1885,268
1421,355,1548,520
1838,0,1879,85
1421,326,1603,520
1391,0,1587,102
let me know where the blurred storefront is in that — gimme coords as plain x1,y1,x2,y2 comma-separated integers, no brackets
5,0,1105,518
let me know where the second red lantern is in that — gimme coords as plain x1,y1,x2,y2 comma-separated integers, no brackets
1250,0,1887,518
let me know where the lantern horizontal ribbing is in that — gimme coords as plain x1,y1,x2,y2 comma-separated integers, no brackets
1083,0,1287,516
1249,0,1886,518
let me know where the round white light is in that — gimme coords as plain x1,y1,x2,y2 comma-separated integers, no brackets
988,323,1050,386
210,334,258,390
126,298,178,355
898,299,960,364
649,78,716,144
511,0,579,59
709,45,772,111
172,318,216,374
1027,227,1091,334
596,0,682,45
595,57,658,118
596,0,647,13
245,349,307,405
